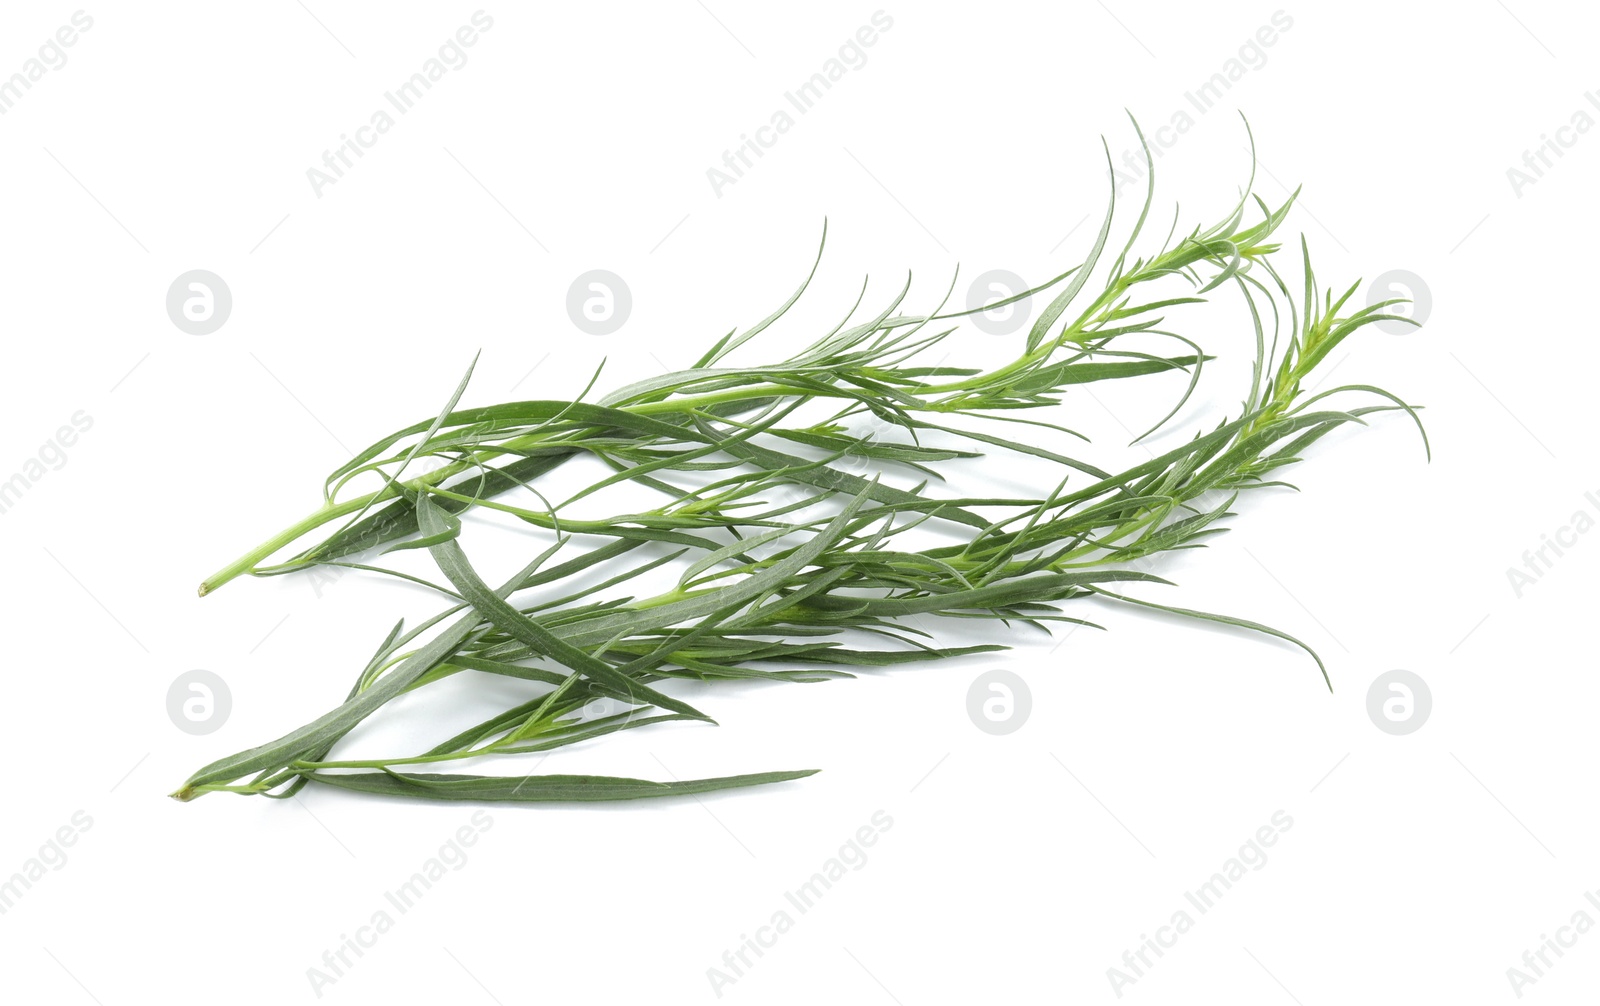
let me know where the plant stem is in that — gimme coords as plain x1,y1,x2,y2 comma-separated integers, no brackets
198,498,354,596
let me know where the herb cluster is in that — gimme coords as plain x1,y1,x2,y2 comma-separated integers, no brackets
175,124,1424,804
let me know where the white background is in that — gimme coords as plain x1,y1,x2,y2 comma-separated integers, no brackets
0,2,1595,1003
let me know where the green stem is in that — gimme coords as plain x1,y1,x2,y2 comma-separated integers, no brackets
198,498,359,596
291,748,494,771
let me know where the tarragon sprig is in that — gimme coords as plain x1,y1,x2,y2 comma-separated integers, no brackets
175,121,1425,804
